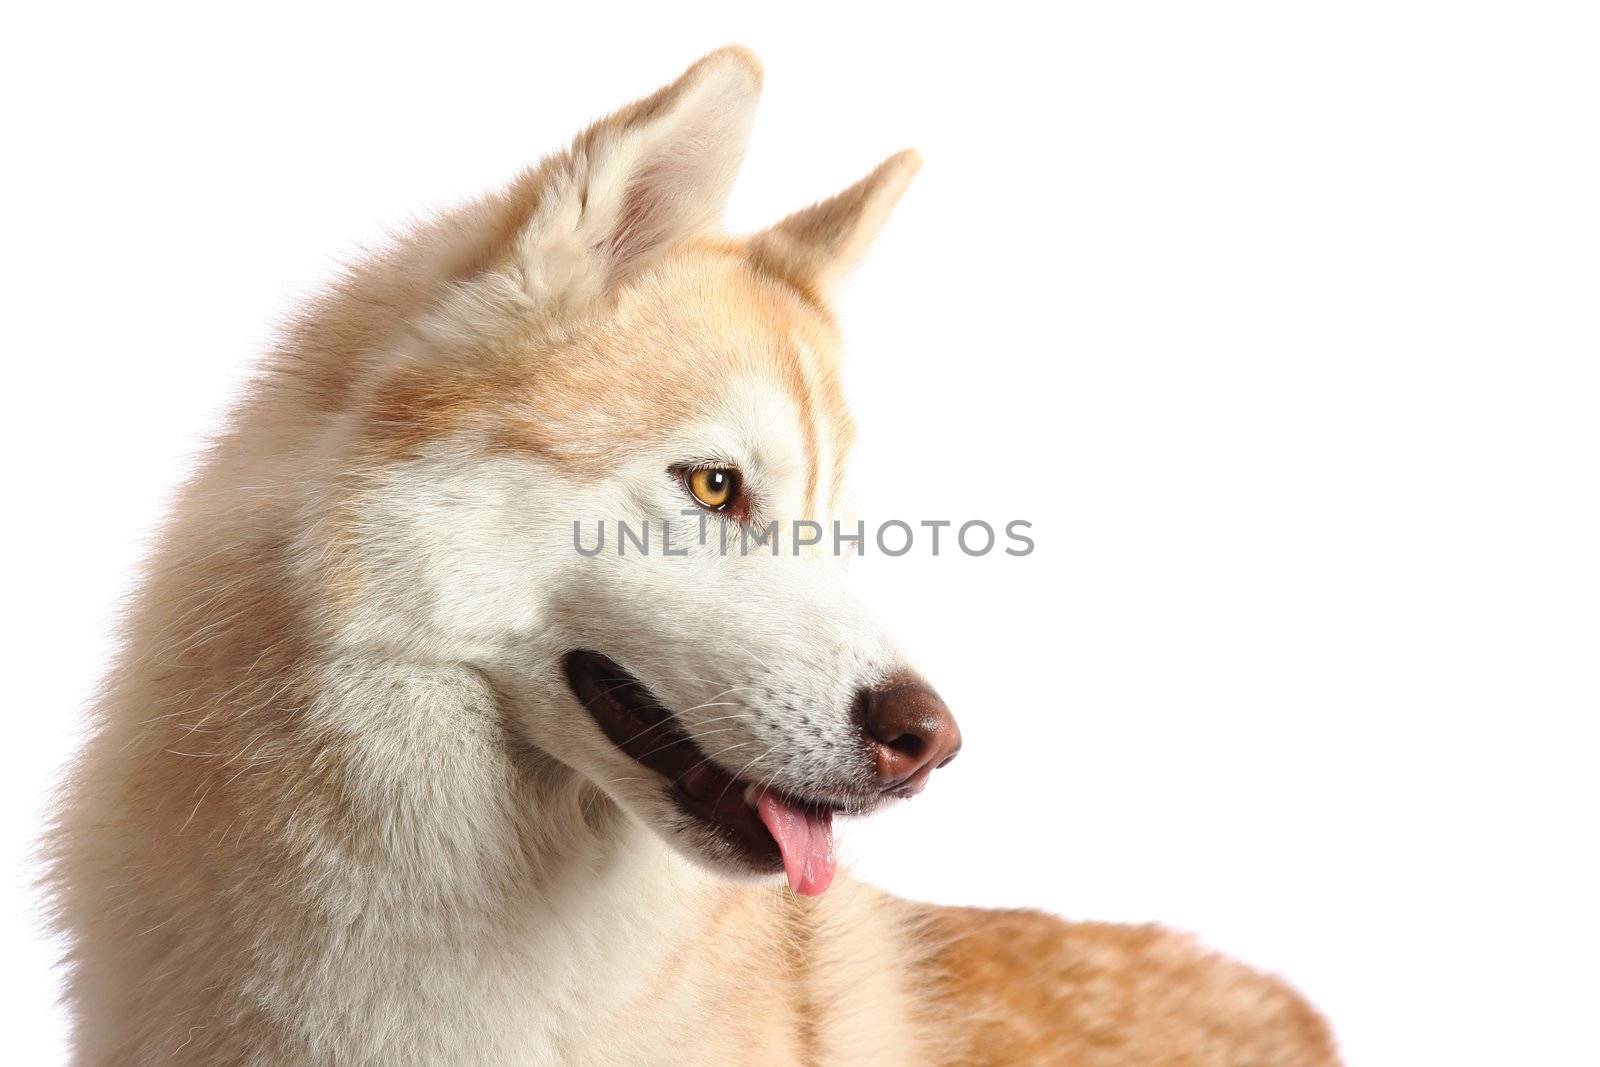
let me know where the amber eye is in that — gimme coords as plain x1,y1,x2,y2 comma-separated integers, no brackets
685,467,740,511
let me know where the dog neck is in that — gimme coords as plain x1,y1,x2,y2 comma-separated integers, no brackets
190,646,727,1055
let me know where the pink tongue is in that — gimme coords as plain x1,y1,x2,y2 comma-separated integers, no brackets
754,790,836,897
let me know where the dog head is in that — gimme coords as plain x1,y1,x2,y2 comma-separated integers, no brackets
308,49,959,895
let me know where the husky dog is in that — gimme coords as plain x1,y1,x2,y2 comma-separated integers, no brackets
47,48,1339,1065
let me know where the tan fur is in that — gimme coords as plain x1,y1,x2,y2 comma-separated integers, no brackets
363,245,844,478
45,48,1339,1065
749,148,923,296
919,906,1340,1065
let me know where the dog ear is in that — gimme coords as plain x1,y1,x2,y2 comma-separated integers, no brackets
511,47,761,306
749,149,921,294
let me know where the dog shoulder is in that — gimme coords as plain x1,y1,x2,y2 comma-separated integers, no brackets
910,903,1340,1066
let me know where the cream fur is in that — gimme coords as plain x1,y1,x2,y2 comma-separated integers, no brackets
45,48,1340,1065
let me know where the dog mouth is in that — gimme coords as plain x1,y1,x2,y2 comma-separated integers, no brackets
562,649,859,896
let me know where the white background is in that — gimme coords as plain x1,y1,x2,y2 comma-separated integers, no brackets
5,3,1597,1063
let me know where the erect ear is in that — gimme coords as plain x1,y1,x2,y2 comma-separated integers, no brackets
748,149,921,294
512,47,761,306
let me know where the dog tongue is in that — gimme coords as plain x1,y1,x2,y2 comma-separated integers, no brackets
754,790,836,897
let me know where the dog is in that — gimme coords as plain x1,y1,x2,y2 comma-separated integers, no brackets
46,48,1340,1065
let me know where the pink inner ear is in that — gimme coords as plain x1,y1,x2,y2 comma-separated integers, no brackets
538,51,760,296
604,158,673,277
603,116,731,282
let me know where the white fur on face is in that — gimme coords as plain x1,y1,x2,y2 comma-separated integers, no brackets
336,371,905,876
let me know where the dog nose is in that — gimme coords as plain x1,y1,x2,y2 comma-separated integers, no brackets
857,673,962,795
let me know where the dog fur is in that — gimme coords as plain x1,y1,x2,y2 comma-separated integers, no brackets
45,48,1340,1065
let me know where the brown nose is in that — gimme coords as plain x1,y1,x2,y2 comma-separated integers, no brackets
858,673,962,795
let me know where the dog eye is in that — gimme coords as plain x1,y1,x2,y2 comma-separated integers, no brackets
683,467,741,511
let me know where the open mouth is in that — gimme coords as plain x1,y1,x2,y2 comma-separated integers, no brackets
563,649,850,896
